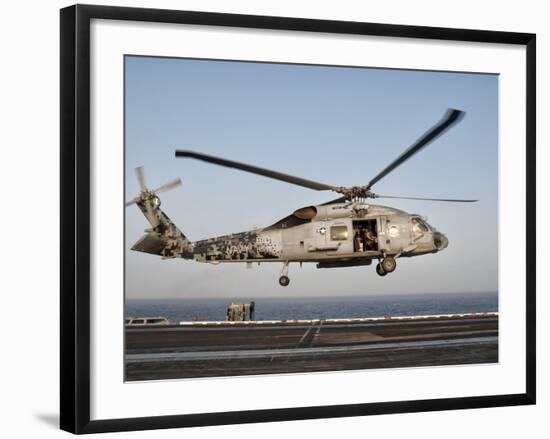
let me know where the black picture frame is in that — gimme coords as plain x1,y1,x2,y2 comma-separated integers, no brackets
60,4,536,434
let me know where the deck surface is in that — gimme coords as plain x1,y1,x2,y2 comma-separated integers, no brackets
125,314,498,381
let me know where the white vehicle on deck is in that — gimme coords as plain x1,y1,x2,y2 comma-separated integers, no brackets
125,316,170,326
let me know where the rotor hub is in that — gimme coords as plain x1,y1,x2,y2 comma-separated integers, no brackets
335,186,376,201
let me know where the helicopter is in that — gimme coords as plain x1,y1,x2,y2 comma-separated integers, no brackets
126,108,477,286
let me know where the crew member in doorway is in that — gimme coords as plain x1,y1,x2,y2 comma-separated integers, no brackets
365,224,377,250
359,227,368,252
353,229,361,252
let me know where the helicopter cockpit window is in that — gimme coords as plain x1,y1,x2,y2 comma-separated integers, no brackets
412,217,431,234
330,225,348,241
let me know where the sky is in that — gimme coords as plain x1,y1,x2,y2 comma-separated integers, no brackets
124,56,498,299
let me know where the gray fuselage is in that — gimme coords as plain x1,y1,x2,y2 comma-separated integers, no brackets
188,203,448,265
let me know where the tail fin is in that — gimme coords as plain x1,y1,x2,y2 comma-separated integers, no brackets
132,193,194,259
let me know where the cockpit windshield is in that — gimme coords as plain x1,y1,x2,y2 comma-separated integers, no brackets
412,216,431,234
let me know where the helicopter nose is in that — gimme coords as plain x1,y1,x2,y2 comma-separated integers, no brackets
434,232,448,251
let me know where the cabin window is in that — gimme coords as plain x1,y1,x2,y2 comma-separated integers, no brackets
146,318,166,324
131,319,145,324
330,225,348,241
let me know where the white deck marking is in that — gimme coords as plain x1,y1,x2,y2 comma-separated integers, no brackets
126,336,497,363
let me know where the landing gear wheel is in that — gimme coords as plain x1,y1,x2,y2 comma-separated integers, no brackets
279,275,290,287
376,263,387,277
381,256,397,273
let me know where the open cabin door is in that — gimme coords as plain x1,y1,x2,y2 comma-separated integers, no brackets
350,218,379,253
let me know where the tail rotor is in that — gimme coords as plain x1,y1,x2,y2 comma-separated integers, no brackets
126,167,193,259
125,167,182,208
152,178,182,194
135,166,147,192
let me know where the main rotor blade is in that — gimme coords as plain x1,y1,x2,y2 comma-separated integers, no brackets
125,198,138,207
367,108,465,189
153,178,182,194
374,194,478,202
135,166,147,192
175,150,337,191
321,196,348,205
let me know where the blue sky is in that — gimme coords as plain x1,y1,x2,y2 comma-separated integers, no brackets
125,56,498,299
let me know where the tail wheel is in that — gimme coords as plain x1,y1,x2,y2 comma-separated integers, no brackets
279,275,290,287
376,263,387,277
381,256,397,273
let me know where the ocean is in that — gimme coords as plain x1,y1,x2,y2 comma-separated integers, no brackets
126,291,497,323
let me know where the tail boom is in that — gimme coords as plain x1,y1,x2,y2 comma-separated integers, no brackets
132,193,194,259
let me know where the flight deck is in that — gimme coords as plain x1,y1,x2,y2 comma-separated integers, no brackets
125,312,498,381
